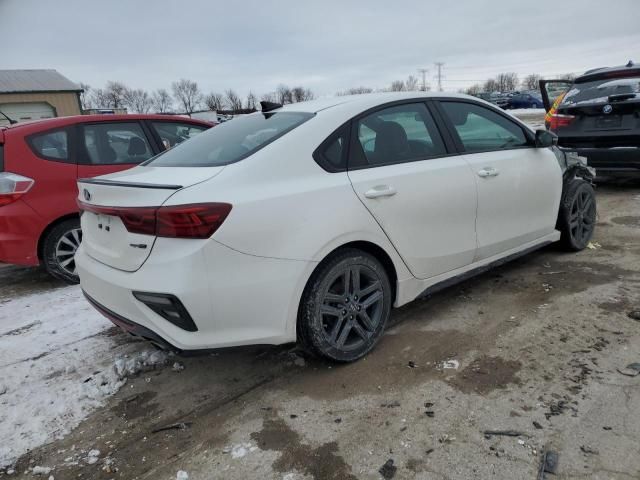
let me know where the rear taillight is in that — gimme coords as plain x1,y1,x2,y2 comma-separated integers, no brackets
0,172,34,207
548,114,576,132
77,201,232,239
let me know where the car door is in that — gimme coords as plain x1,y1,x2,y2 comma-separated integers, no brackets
76,121,158,179
436,100,561,260
347,101,478,280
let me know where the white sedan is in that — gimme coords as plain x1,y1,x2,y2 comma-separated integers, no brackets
76,92,596,362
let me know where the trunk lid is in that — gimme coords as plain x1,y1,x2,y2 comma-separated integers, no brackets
78,165,224,272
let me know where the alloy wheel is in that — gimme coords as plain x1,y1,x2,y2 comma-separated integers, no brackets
319,265,385,351
55,228,82,276
569,189,595,246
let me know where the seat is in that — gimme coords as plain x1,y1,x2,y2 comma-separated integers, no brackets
372,121,411,164
127,136,148,161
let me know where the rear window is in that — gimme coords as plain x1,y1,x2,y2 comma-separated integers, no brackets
0,143,4,171
561,77,640,106
28,129,69,161
146,112,313,167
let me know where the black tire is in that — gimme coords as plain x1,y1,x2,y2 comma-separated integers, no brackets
557,179,596,251
42,218,82,284
297,248,392,362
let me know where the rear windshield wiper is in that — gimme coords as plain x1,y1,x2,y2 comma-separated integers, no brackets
608,93,637,102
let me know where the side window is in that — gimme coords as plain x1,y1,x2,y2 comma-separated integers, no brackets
440,101,528,153
351,103,446,168
313,126,348,172
29,129,69,161
81,122,153,165
151,122,208,150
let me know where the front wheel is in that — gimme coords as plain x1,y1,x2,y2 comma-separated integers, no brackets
297,249,392,362
42,218,82,284
557,179,596,251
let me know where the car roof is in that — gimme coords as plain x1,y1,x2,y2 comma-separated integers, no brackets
2,114,213,134
278,91,474,114
576,61,640,83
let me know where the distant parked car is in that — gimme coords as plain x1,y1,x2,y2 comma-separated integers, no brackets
506,92,544,109
540,61,640,175
0,114,213,282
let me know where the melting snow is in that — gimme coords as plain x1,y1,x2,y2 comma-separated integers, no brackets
0,286,149,467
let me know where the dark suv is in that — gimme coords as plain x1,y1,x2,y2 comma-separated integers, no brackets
540,61,640,175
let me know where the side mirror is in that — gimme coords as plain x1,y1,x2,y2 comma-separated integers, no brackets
535,129,557,148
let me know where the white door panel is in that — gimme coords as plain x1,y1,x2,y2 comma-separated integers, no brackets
348,157,477,279
464,148,562,259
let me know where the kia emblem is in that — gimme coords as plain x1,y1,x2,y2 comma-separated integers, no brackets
603,104,613,114
83,189,91,201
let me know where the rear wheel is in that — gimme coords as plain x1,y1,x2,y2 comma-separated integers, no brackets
557,179,596,251
298,248,391,362
42,218,82,284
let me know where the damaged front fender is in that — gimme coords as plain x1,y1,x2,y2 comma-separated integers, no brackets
552,147,596,184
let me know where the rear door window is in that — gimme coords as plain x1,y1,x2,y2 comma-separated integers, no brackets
28,128,70,161
81,122,154,165
147,111,313,167
350,103,446,168
440,101,529,153
150,122,208,150
561,77,640,106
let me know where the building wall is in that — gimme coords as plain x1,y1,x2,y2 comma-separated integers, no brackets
0,91,82,117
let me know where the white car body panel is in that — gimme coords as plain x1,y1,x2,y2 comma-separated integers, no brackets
76,91,565,351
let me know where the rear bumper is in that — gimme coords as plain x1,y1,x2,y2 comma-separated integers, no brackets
76,238,313,351
0,199,43,266
564,147,640,173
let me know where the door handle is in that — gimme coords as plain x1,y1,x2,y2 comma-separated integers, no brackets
477,167,499,178
364,185,397,199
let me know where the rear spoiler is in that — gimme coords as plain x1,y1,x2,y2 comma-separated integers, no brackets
79,178,183,190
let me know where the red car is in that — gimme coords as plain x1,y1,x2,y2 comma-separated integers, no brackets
0,114,213,283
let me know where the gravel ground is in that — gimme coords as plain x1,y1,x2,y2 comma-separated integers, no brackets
1,179,639,480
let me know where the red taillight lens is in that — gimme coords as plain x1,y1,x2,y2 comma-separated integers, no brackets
77,201,232,239
157,203,232,239
0,173,34,207
548,114,575,132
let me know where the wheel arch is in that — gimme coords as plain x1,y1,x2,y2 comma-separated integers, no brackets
37,212,80,261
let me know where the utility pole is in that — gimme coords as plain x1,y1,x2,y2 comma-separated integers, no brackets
434,62,445,91
418,68,429,91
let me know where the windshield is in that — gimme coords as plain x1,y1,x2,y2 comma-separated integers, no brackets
561,77,640,106
146,111,314,167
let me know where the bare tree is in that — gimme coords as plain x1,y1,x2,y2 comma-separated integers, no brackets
405,75,419,91
495,72,519,92
261,92,277,103
290,86,314,103
337,86,373,96
559,73,576,81
152,89,173,113
79,82,91,110
465,84,482,96
205,92,225,112
245,91,257,110
225,89,243,112
124,88,153,113
389,80,406,92
89,88,107,108
103,81,128,108
276,84,293,104
172,78,202,114
483,78,500,93
521,74,541,91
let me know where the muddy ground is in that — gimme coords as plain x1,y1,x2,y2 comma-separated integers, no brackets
2,180,640,480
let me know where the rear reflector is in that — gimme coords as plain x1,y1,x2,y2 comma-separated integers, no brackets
0,172,34,207
77,201,232,239
132,291,198,331
548,114,576,132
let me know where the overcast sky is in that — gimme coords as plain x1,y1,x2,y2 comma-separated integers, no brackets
2,0,639,97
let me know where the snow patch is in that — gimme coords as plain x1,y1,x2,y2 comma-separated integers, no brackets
0,286,148,467
225,442,258,459
176,470,189,480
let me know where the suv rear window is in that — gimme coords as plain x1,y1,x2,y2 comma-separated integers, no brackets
561,77,640,106
147,112,313,167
